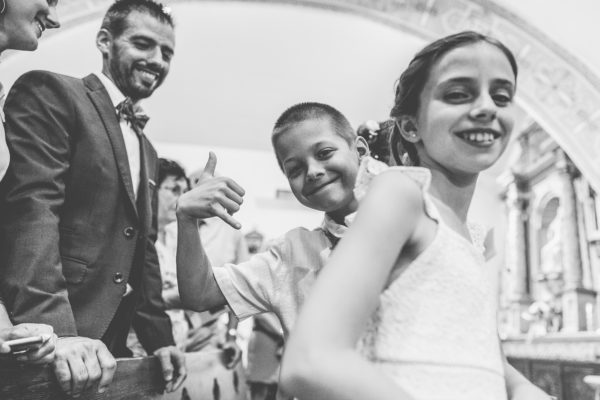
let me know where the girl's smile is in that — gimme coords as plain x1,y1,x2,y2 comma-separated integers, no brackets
413,42,516,176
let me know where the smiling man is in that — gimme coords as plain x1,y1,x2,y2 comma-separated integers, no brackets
0,0,185,397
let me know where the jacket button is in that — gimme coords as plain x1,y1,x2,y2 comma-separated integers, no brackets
123,227,136,238
113,273,124,284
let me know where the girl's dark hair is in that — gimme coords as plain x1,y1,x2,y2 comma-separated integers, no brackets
390,31,518,165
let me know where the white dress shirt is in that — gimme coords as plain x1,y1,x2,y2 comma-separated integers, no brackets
93,72,142,199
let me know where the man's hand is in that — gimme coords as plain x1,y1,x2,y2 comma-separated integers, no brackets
220,339,242,370
177,152,245,229
154,345,187,393
52,336,116,397
0,323,56,364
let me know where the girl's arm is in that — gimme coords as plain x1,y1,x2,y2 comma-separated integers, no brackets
280,171,423,400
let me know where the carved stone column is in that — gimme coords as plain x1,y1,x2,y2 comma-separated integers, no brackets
557,150,597,332
505,180,531,335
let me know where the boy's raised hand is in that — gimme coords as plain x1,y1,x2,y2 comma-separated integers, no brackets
177,152,245,229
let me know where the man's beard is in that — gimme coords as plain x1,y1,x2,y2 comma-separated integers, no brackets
110,60,161,100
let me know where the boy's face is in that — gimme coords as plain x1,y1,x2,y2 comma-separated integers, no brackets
275,118,365,220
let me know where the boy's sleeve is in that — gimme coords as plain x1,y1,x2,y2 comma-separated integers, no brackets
213,244,283,320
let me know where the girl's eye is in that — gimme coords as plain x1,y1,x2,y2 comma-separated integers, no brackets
444,90,470,102
492,91,513,106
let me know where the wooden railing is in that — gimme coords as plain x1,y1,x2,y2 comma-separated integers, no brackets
0,350,246,400
509,357,600,400
583,375,600,400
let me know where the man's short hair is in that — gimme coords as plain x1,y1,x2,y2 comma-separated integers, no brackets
158,158,188,188
101,0,174,37
272,102,355,146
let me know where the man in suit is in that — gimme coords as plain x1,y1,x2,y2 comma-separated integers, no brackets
0,0,185,396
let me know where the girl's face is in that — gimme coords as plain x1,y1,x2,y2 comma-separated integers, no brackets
1,0,60,51
413,42,516,176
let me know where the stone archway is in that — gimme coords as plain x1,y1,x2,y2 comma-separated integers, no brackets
50,0,600,191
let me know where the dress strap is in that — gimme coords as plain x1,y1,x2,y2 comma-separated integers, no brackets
353,157,439,222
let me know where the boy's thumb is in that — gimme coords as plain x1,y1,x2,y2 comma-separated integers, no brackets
203,151,217,177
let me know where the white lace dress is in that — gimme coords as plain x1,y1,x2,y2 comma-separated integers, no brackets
355,158,507,400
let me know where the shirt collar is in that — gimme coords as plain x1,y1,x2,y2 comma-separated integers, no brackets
94,72,126,108
320,212,356,239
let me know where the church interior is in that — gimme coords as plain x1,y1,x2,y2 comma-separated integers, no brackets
2,0,600,399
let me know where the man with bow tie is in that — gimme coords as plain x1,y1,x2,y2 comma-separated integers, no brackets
0,0,186,396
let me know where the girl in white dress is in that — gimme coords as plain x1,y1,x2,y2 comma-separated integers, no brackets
280,31,551,400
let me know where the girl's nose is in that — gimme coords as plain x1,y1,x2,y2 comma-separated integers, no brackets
469,96,497,122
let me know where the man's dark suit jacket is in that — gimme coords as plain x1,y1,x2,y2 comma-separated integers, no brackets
0,71,174,355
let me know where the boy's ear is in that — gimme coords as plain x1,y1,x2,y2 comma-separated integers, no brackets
96,29,112,56
355,136,370,159
397,116,420,144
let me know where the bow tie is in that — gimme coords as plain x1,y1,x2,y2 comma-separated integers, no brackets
116,98,149,136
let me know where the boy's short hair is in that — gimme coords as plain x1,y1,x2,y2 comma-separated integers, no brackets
158,158,188,188
272,102,356,168
101,0,174,38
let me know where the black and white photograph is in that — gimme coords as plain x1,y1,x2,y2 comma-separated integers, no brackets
0,0,598,399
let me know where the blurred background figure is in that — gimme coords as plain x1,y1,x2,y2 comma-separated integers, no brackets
128,158,246,360
128,158,189,354
356,119,395,165
243,230,284,400
157,158,191,347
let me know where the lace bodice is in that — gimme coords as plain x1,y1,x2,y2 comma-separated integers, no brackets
355,158,507,400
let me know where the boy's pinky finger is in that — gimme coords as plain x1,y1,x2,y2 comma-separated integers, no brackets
222,214,242,230
212,205,241,229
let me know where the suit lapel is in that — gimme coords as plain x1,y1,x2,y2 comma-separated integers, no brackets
83,74,138,216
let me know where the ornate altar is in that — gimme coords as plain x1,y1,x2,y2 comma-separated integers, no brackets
499,122,600,399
